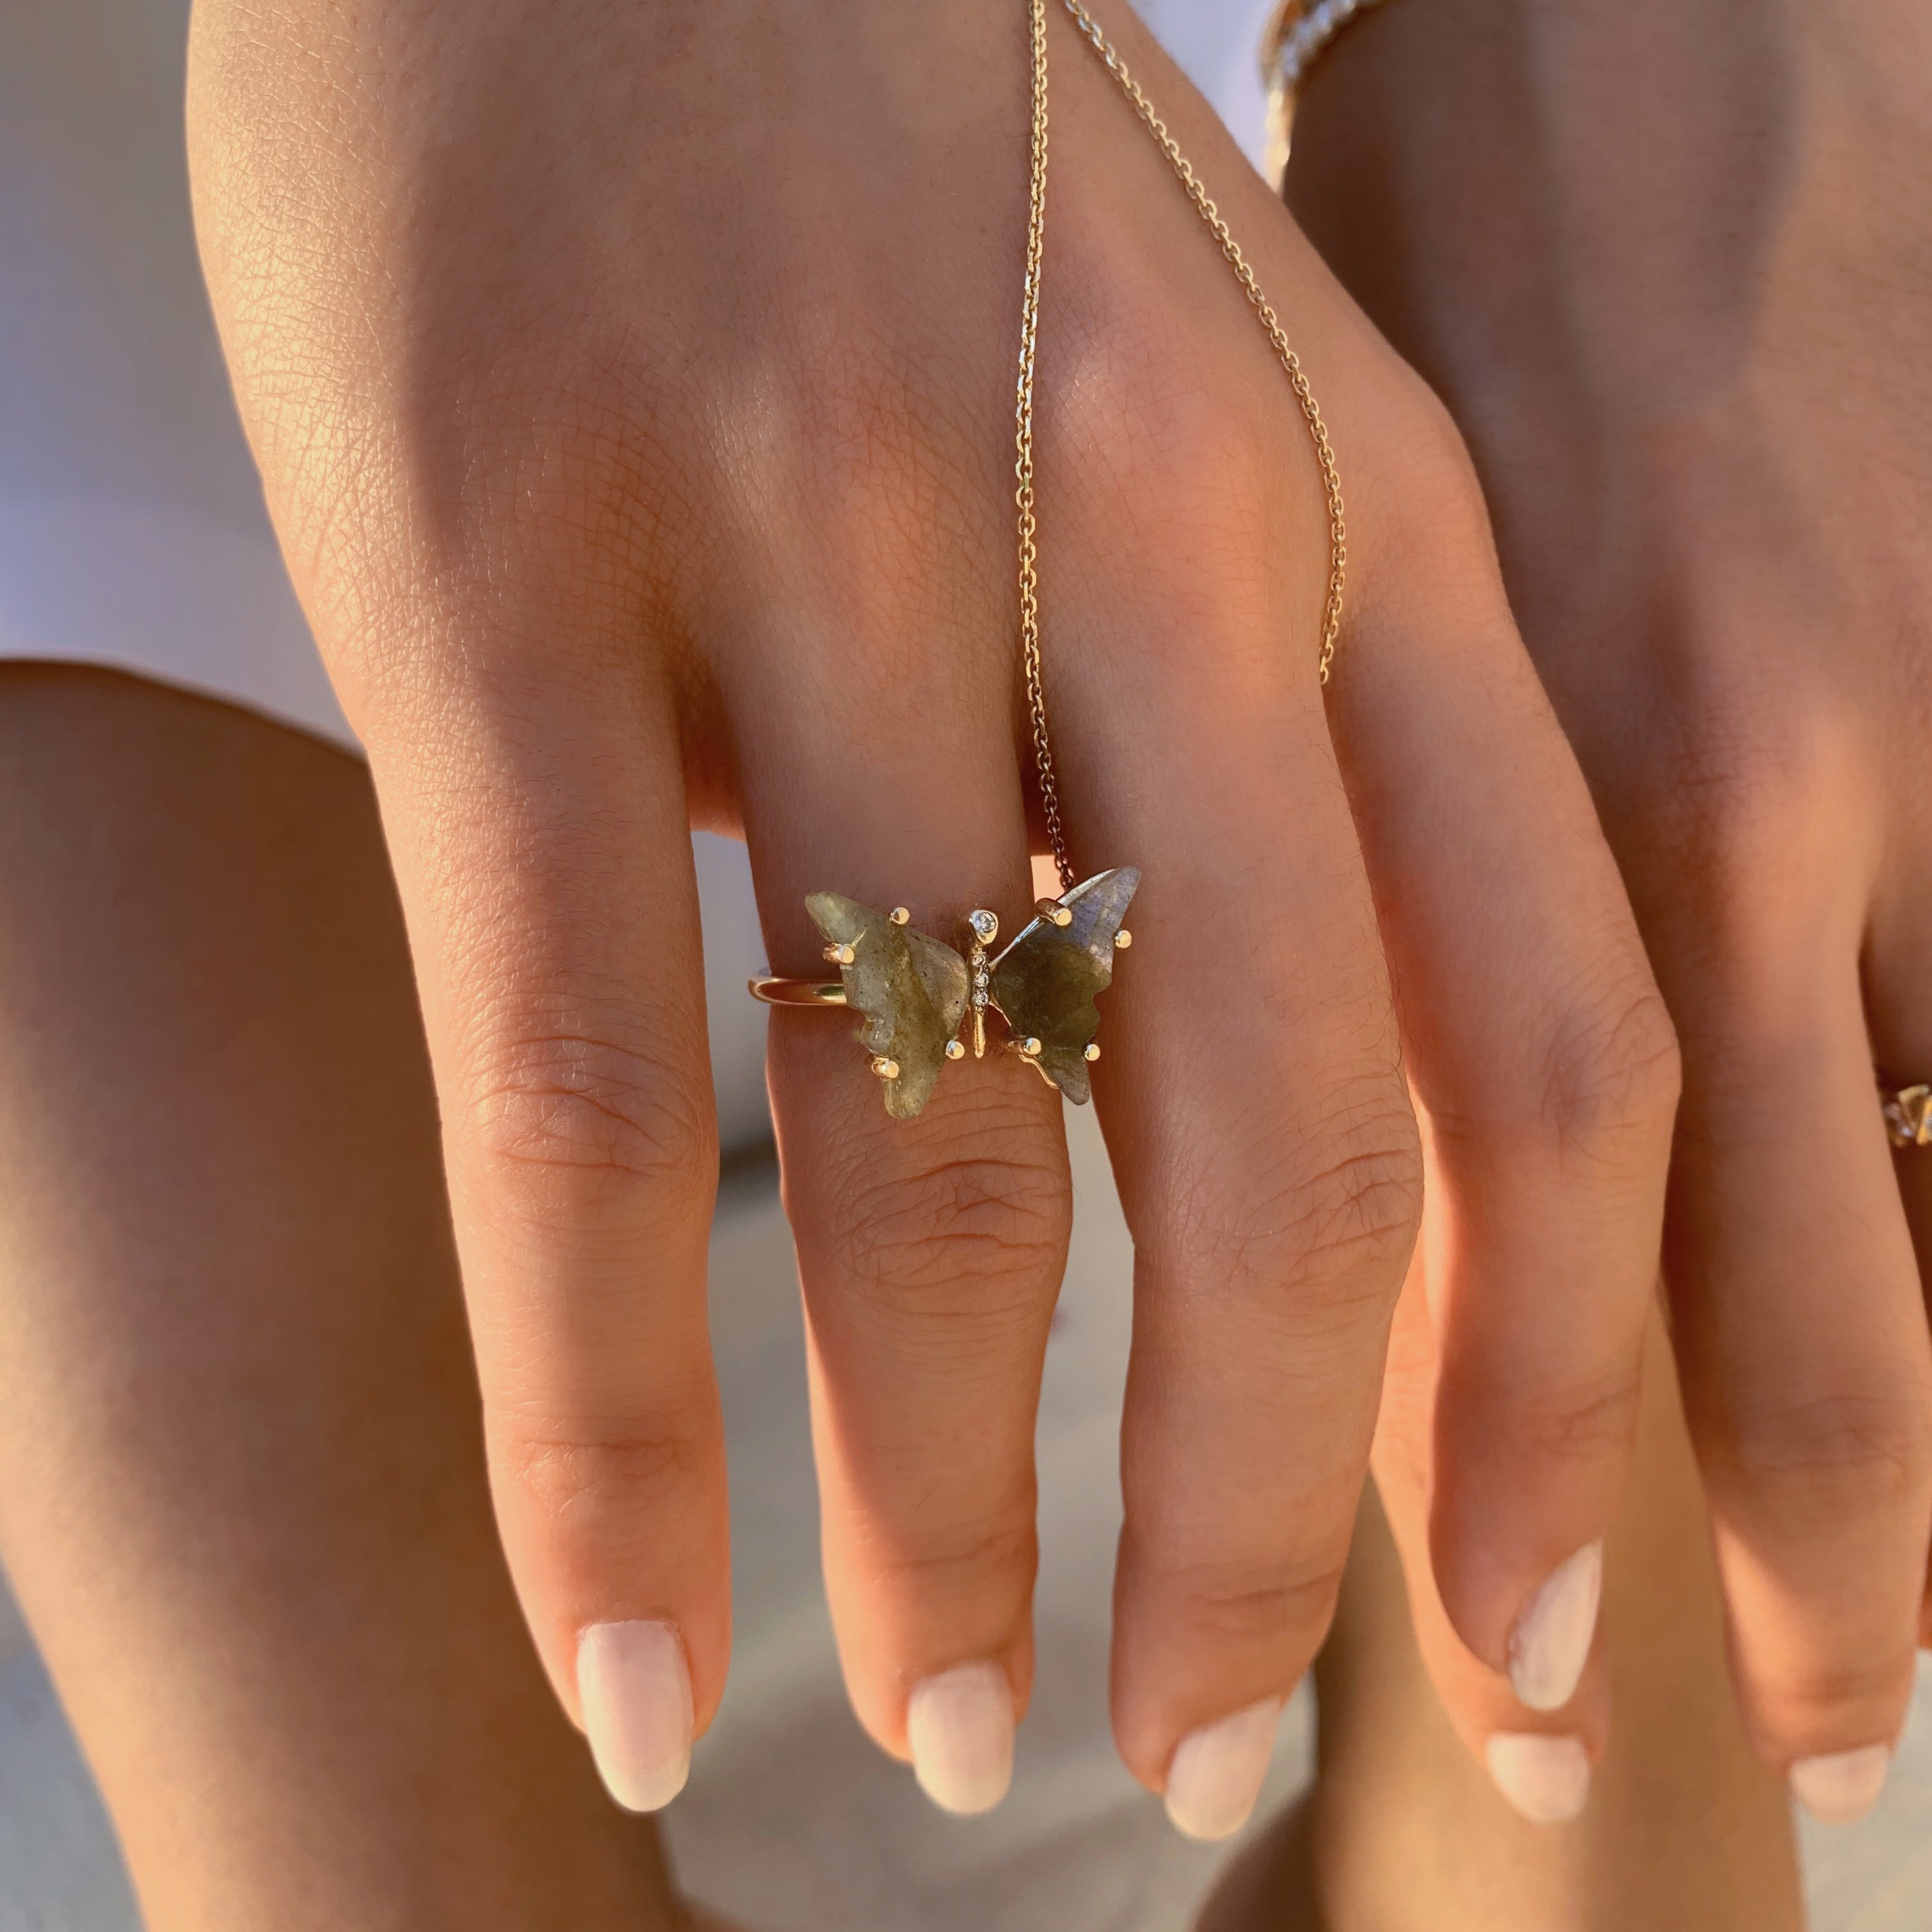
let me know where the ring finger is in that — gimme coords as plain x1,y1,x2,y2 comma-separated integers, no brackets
735,595,1070,1818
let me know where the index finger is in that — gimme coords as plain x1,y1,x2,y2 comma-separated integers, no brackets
365,630,729,1817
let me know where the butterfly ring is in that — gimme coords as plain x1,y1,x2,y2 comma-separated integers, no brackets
749,868,1139,1119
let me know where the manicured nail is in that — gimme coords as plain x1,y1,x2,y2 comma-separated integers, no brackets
576,1620,694,1813
1508,1540,1602,1711
1163,1696,1283,1841
1485,1732,1591,1823
907,1661,1014,1815
1790,1744,1892,1825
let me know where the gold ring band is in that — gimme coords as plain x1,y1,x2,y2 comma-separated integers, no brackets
1882,1081,1932,1148
747,976,849,1008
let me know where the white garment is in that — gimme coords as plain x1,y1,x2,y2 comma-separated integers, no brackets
0,1,354,746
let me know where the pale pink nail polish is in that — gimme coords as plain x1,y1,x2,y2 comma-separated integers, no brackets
576,1620,694,1813
1790,1744,1892,1824
1163,1696,1283,1841
907,1661,1015,1815
1508,1541,1602,1711
1485,1732,1591,1823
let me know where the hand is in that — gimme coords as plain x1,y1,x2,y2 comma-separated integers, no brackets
187,0,1673,1827
1291,0,1932,1822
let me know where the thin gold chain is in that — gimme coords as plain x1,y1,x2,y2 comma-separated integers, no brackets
1016,0,1062,889
1017,0,1349,892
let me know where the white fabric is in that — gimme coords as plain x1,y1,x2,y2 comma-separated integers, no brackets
0,0,354,746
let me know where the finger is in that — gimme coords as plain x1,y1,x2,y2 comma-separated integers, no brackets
1372,1264,1609,1825
1887,1146,1932,1644
1860,901,1932,1643
1323,469,1675,1711
1084,631,1419,1837
365,641,726,1818
1083,600,1418,1838
1038,15,1665,1829
726,540,1068,1814
1031,288,1420,1839
1668,931,1932,1822
1015,29,1423,1837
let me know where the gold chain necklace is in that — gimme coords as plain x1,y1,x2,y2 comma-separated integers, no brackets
751,0,1347,1119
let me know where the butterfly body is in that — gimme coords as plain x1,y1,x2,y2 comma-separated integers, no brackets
803,868,1139,1119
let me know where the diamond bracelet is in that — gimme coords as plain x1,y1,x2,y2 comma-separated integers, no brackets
1261,0,1392,185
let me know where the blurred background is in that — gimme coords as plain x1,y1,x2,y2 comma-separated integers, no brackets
3,1,1931,1926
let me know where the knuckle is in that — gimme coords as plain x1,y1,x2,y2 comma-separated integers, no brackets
772,303,978,615
1493,1370,1644,1473
1052,278,1279,543
1750,1650,1914,1744
1361,387,1500,606
1643,689,1859,1009
1129,1544,1345,1651
494,1397,719,1537
1170,1081,1423,1328
465,1026,716,1236
1715,1387,1932,1521
834,1135,1069,1317
1538,972,1683,1160
864,1509,1039,1603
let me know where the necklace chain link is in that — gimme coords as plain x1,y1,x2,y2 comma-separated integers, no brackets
1018,0,1349,893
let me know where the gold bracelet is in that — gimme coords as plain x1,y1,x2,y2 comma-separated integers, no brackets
1261,0,1393,187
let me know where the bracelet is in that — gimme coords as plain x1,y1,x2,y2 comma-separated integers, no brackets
1261,0,1392,187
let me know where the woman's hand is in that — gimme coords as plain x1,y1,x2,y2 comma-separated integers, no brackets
188,0,1673,1829
1291,0,1932,1823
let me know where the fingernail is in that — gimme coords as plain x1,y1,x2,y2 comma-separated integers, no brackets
1163,1696,1283,1841
1790,1744,1892,1825
1485,1732,1591,1823
907,1660,1015,1815
1508,1540,1602,1711
576,1620,694,1813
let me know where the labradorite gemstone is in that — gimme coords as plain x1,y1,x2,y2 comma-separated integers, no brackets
988,867,1139,1105
805,893,970,1119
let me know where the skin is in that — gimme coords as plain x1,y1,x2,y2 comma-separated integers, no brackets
185,0,1676,1805
1289,0,1932,1807
0,670,1771,1927
0,668,713,1931
1203,1321,1803,1932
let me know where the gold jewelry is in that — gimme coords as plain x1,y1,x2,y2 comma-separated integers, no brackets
1883,1082,1932,1148
1261,0,1392,187
751,0,1347,1120
747,978,848,1008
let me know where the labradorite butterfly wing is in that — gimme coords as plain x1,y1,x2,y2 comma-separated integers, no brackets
988,867,1138,1105
804,893,970,1119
